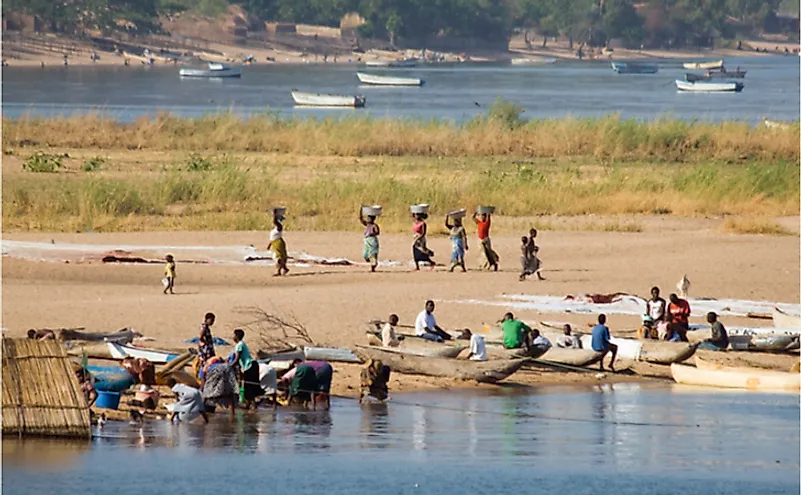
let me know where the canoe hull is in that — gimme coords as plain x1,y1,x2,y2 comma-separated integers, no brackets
511,57,557,65
683,60,724,70
539,347,602,366
353,346,525,383
106,342,177,364
611,62,659,74
291,91,366,107
673,358,801,391
638,341,697,364
773,307,801,330
356,72,423,86
179,66,242,78
675,79,744,92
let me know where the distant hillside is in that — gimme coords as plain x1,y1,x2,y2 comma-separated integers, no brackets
3,0,798,49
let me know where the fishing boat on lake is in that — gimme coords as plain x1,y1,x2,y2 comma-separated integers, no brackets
683,60,724,70
291,91,366,107
365,57,418,68
675,80,744,92
671,358,800,392
356,72,424,86
179,62,242,78
611,61,659,74
511,57,557,65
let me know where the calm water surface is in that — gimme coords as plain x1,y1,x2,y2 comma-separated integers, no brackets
3,383,799,494
2,56,799,123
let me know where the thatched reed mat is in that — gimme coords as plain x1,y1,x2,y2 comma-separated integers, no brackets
2,338,91,438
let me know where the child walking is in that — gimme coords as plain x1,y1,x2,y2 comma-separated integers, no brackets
163,254,176,294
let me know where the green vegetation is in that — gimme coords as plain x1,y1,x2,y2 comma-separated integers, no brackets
82,156,106,172
4,0,794,47
4,113,799,163
22,152,63,173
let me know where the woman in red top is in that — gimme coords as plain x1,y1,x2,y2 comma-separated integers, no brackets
472,212,499,271
412,213,435,270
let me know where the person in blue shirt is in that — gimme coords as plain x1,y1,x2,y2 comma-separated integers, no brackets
591,314,618,372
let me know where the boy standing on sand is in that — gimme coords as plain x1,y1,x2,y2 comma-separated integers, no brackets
163,254,176,294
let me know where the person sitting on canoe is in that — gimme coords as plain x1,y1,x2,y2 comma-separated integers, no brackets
591,314,618,372
698,312,729,351
414,300,452,342
501,312,532,351
638,316,658,340
360,359,391,403
667,293,691,342
556,324,582,348
530,329,552,354
462,329,487,361
646,286,667,322
381,314,401,347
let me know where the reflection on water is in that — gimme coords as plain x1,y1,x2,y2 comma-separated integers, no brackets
3,384,799,495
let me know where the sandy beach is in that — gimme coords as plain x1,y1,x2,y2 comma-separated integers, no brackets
3,223,798,397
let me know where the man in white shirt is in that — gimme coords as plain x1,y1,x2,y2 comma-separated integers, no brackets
555,324,582,349
382,314,401,347
531,328,552,354
462,329,487,361
414,300,452,342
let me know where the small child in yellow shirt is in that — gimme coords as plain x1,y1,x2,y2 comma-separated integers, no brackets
163,254,176,294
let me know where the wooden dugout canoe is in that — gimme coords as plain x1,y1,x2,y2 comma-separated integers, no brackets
671,359,800,392
363,334,465,358
638,341,698,364
353,345,525,383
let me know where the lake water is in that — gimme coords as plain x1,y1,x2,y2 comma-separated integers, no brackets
3,383,799,495
2,56,799,123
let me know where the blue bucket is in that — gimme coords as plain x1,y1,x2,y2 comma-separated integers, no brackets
95,390,121,410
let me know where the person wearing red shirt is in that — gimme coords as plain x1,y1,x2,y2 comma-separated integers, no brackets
667,293,691,342
472,212,499,271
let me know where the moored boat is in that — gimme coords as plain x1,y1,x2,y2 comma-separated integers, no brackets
291,91,366,107
303,346,362,363
772,307,801,330
675,79,744,92
671,357,801,392
682,60,724,70
356,72,424,86
106,342,178,364
364,343,464,359
511,57,557,65
179,62,242,78
353,345,525,383
59,327,138,345
365,58,418,68
485,344,549,360
611,61,659,74
538,347,603,367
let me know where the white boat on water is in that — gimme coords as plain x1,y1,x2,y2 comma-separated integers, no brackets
675,79,744,92
611,61,659,74
179,62,242,78
510,57,557,65
356,72,424,86
365,58,418,68
682,60,724,70
291,91,366,107
106,342,178,364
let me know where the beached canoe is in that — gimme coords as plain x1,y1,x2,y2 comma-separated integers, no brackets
59,328,138,344
106,342,178,364
485,344,549,360
291,91,366,107
579,335,643,360
538,347,603,367
672,358,801,392
638,341,697,364
683,60,724,70
303,346,362,363
675,79,744,92
611,61,659,74
356,72,423,86
773,307,801,330
353,346,525,383
364,334,464,358
179,62,242,78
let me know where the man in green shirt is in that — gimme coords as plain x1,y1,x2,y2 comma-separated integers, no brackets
502,312,532,350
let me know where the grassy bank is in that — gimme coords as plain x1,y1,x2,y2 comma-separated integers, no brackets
3,150,798,233
3,111,799,162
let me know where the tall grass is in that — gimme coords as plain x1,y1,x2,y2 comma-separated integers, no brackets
4,158,799,233
3,113,799,162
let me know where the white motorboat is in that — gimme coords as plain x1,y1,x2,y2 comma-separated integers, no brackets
682,60,724,70
675,79,744,92
510,57,557,65
291,91,366,107
179,62,242,78
356,72,423,86
365,57,418,68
